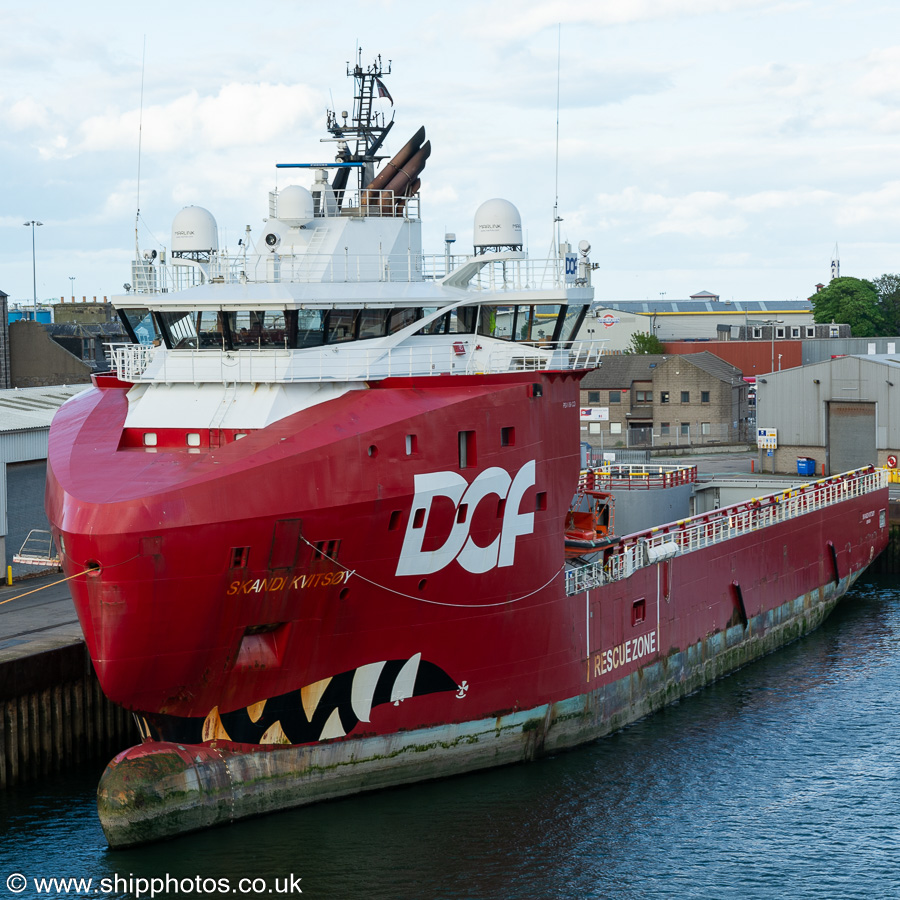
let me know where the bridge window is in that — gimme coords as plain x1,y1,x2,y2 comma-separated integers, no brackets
478,305,514,339
558,304,588,342
120,307,160,346
326,309,359,343
358,309,389,340
297,310,325,347
228,310,288,348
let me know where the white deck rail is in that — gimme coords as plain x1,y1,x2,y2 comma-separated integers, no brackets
564,466,888,595
108,340,603,384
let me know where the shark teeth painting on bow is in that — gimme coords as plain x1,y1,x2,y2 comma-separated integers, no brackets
142,654,460,746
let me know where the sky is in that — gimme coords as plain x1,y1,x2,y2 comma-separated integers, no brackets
2,0,900,307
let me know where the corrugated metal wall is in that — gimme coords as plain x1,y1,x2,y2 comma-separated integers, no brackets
828,402,876,473
756,356,900,467
5,461,50,576
0,429,51,576
803,337,900,364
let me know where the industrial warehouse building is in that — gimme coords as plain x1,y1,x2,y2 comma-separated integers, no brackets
576,297,816,351
0,385,84,577
755,354,900,474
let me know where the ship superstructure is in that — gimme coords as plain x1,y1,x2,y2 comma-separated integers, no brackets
45,56,889,846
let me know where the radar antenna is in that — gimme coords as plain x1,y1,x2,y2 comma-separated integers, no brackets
325,50,395,193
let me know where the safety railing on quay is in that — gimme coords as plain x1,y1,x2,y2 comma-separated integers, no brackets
107,339,605,384
577,464,698,491
564,466,889,595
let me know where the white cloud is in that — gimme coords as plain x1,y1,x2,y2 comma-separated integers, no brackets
67,82,322,158
8,97,50,131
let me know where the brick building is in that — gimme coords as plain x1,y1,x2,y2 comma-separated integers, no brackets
0,289,9,389
580,352,750,448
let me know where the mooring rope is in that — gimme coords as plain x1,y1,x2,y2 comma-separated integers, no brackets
297,534,564,608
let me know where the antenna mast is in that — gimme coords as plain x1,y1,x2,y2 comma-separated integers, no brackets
135,35,147,260
325,51,394,193
551,24,562,261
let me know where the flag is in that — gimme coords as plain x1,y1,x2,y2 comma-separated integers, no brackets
375,77,393,106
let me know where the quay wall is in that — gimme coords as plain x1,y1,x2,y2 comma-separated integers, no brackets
0,642,137,789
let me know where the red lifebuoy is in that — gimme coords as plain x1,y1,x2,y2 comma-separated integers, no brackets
887,455,898,468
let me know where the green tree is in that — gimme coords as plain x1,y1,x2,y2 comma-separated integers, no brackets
873,273,900,335
810,276,886,337
627,331,666,354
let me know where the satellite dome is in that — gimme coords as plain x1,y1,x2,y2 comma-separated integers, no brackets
277,185,314,223
473,198,523,253
171,206,218,254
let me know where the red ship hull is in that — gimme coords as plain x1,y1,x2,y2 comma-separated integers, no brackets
46,371,889,846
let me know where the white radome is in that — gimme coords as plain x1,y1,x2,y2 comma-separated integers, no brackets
171,206,219,254
473,198,523,249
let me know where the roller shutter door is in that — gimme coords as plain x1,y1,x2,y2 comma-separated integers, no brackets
6,460,50,577
828,402,876,474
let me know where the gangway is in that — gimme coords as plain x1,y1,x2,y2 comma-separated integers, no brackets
12,529,61,568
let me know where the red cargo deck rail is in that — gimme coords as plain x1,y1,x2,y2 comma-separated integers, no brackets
565,466,888,595
577,464,698,491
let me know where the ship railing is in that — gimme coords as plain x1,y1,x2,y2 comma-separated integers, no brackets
107,340,605,384
464,340,603,375
421,254,573,290
128,252,580,293
576,464,699,491
564,466,889,595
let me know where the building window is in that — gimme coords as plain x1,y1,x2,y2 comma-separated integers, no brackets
680,423,690,436
701,391,710,403
701,422,711,435
830,326,839,337
791,327,800,338
752,327,762,339
610,422,622,434
588,391,600,403
635,390,651,403
681,391,690,403
660,391,670,404
806,326,815,338
609,391,621,403
660,422,670,435
776,327,785,339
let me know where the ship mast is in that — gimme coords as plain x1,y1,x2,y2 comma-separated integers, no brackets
325,51,395,195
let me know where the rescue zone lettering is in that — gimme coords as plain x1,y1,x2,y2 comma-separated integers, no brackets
227,571,355,595
594,631,657,676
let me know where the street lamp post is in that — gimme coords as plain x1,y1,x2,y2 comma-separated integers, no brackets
69,276,75,302
23,220,43,319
